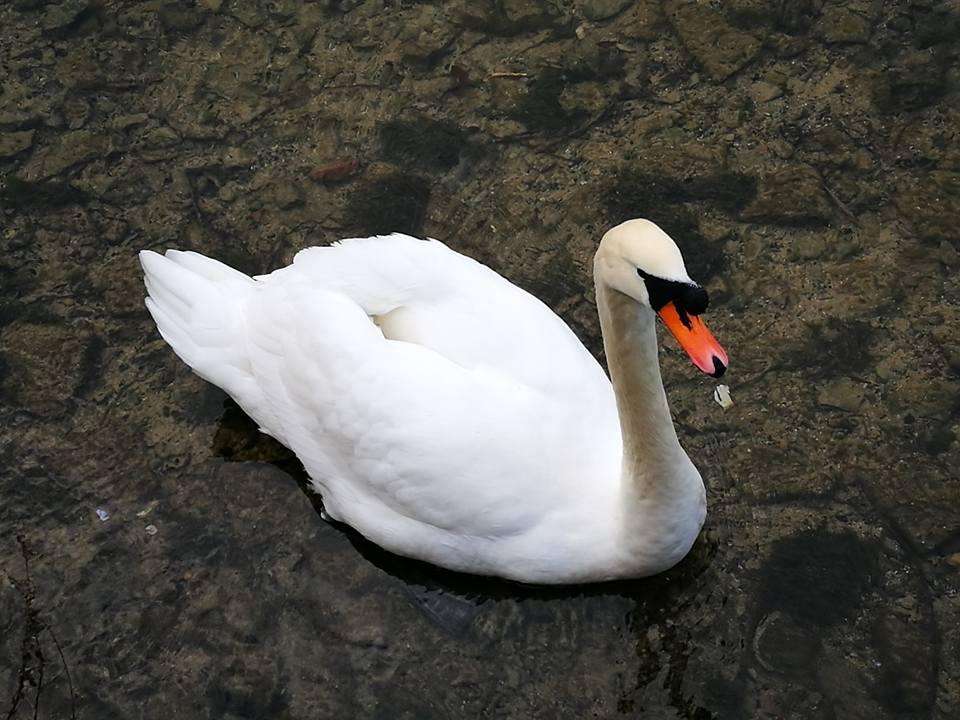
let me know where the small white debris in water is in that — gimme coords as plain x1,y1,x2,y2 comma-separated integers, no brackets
136,500,159,518
95,508,110,522
713,384,733,409
145,524,158,536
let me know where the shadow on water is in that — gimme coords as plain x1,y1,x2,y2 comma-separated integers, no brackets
210,393,934,719
212,396,722,713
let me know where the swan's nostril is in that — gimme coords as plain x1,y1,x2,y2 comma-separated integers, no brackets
711,356,727,378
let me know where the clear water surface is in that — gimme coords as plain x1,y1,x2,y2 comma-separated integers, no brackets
1,1,959,718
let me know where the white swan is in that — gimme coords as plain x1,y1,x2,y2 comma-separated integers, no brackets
140,219,728,584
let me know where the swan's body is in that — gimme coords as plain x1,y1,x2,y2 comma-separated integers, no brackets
140,219,727,584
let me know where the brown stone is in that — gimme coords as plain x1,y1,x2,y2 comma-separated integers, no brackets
742,165,834,226
895,171,960,242
1,322,95,415
22,130,106,181
666,0,763,81
0,130,34,159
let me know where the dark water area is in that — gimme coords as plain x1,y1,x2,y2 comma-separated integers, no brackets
2,1,959,718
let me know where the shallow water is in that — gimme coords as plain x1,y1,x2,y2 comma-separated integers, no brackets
2,1,959,718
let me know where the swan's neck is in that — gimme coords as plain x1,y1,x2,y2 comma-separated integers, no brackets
595,283,690,498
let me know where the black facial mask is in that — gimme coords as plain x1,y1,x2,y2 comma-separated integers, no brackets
637,268,709,315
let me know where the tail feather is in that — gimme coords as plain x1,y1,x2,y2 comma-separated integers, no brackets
140,251,195,322
140,248,255,389
163,249,254,291
144,295,195,357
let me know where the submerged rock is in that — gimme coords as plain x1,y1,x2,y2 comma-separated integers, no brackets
272,180,305,210
0,130,35,159
749,80,783,103
398,6,456,62
666,0,763,81
0,322,97,415
817,4,873,44
940,240,960,267
817,379,866,413
874,56,947,112
895,377,960,421
21,130,107,181
895,171,960,242
580,0,633,22
0,78,55,127
742,166,834,226
39,0,93,35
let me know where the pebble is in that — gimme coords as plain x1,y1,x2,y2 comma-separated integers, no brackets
817,378,865,413
749,81,783,104
40,0,89,32
904,378,960,419
580,0,633,21
141,126,180,149
666,1,762,81
0,130,35,159
111,113,150,130
22,130,105,180
742,166,834,226
818,5,872,44
939,240,960,267
895,171,960,241
222,146,255,169
793,234,827,260
1,322,95,413
273,180,305,209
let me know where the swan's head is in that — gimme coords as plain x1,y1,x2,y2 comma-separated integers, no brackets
596,219,729,378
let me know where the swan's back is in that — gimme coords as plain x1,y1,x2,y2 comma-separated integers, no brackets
282,235,607,397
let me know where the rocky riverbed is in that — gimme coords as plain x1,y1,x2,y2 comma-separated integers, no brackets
2,1,959,718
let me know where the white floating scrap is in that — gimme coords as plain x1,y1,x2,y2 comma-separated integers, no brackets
136,500,159,518
95,508,110,522
713,384,733,409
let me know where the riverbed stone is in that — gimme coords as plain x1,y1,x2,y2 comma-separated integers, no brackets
817,4,872,44
21,130,106,181
817,378,866,413
742,165,834,226
895,171,960,242
665,0,763,81
580,0,634,22
0,321,95,415
0,130,34,159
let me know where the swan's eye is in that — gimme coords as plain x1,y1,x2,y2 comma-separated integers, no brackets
636,268,674,310
637,269,707,315
679,285,708,315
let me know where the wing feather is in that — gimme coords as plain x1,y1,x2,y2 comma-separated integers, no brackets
243,282,576,538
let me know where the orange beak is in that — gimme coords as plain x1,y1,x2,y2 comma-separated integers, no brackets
656,301,728,377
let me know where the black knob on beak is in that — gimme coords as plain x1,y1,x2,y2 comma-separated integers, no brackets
681,285,709,315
